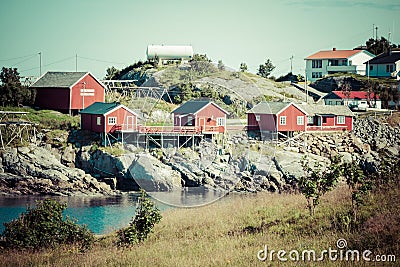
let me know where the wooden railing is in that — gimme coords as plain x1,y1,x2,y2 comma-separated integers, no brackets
306,125,348,131
112,124,226,134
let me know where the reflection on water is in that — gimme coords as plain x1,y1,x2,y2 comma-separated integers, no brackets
0,190,228,235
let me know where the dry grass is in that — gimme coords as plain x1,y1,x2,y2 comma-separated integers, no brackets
1,184,398,266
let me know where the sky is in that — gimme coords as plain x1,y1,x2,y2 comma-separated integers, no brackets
0,0,399,80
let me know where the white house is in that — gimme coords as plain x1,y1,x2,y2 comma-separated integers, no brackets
365,51,400,79
305,48,375,82
323,90,382,110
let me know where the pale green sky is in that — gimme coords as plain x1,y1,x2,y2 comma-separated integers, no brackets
0,0,399,79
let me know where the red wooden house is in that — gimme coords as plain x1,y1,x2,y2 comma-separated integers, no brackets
80,102,138,134
171,99,229,134
31,71,105,114
247,102,354,137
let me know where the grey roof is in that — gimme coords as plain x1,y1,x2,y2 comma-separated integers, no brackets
300,104,354,116
172,99,229,114
31,71,88,88
79,102,120,115
248,102,291,114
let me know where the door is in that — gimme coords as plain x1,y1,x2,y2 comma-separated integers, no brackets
199,118,205,132
127,116,135,131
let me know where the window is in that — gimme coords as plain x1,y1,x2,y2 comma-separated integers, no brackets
348,60,352,66
386,64,394,73
108,117,116,125
329,59,339,66
96,116,101,126
312,60,322,68
312,72,322,78
341,59,347,66
328,101,333,105
297,116,304,125
255,115,260,121
280,116,286,125
187,116,193,126
322,117,327,123
337,116,345,124
370,65,373,71
217,117,225,126
307,116,314,124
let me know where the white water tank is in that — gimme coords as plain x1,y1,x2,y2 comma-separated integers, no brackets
146,45,194,60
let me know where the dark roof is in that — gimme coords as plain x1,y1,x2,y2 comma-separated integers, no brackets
79,102,120,115
172,99,229,114
366,51,400,64
31,71,88,88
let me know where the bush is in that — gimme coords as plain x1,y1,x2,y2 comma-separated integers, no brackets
1,199,94,250
118,190,162,246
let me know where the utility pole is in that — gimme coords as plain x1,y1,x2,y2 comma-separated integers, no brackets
373,24,375,39
290,55,294,74
76,54,78,72
305,69,308,103
375,26,378,41
38,52,42,76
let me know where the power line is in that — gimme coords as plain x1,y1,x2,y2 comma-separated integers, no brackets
20,56,75,72
78,56,128,65
0,53,37,62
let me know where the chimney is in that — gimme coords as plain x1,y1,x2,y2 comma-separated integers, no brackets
333,48,336,51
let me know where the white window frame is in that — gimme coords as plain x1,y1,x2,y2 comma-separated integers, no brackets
280,116,286,125
108,117,116,125
96,116,101,126
297,116,304,125
217,117,225,126
255,115,260,121
307,116,314,124
337,116,345,125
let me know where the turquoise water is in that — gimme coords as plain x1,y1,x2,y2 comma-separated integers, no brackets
0,194,145,235
0,189,228,235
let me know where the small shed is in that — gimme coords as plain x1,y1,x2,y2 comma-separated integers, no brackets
172,99,229,134
31,71,105,114
80,102,138,134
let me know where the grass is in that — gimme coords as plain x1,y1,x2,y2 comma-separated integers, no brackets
1,107,79,130
1,181,398,266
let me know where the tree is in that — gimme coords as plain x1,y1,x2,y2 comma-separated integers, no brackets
2,199,94,250
365,36,398,55
239,62,248,72
217,60,225,71
257,59,275,78
191,54,211,62
342,160,371,224
118,190,162,246
299,155,342,216
0,67,35,107
339,78,352,106
104,66,120,80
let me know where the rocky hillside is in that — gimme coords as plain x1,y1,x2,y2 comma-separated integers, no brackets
2,113,398,196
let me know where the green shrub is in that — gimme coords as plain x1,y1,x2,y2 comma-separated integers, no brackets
118,190,162,246
1,199,94,251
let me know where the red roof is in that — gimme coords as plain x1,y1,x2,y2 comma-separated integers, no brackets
332,91,380,100
306,49,362,60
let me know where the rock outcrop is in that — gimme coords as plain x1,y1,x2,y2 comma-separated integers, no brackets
0,145,114,196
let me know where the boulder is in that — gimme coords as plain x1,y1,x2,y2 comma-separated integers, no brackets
129,153,181,191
